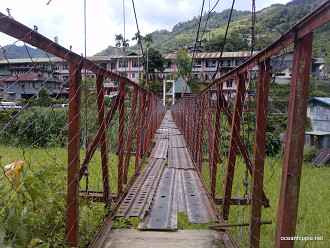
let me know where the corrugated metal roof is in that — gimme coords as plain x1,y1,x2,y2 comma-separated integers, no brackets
305,131,330,136
162,51,253,60
308,97,330,106
1,51,254,64
311,148,330,166
0,58,53,64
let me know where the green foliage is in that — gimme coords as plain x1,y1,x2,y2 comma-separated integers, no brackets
204,31,249,52
146,47,165,74
95,0,327,57
38,87,52,107
303,146,318,163
173,48,192,81
0,108,68,147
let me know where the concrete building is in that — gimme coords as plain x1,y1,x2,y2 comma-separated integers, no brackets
0,50,325,101
271,51,324,84
305,97,330,151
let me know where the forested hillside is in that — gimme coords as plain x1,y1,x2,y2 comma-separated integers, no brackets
96,0,329,58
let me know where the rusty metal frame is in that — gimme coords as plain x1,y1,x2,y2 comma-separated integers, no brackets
67,62,82,247
171,3,329,247
274,32,314,248
222,72,246,220
249,58,271,247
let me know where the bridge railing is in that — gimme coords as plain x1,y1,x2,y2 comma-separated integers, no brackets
172,2,329,247
0,13,165,247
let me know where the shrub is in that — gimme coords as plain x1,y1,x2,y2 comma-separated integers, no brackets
1,107,68,147
303,146,318,163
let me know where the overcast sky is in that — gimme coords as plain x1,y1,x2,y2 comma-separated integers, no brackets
1,0,291,56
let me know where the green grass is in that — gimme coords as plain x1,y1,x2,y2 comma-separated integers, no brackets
199,155,330,247
1,145,328,247
0,145,137,247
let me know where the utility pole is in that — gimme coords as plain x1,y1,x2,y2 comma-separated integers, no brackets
172,79,175,105
163,78,166,106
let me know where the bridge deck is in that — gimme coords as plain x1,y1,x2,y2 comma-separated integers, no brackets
114,111,217,228
94,111,237,248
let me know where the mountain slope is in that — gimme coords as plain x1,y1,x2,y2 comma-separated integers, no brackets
0,44,56,59
96,0,328,58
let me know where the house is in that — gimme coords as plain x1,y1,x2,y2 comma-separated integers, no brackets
271,51,324,84
307,97,330,132
167,76,191,102
305,97,330,154
3,73,68,100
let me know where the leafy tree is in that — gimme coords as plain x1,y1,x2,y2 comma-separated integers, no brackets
38,87,52,107
144,47,165,86
144,33,154,85
173,48,192,97
115,34,129,53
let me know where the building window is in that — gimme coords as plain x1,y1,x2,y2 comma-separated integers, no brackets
205,74,209,80
63,63,69,70
100,63,107,69
166,61,172,68
16,83,19,89
132,73,135,78
206,60,216,68
119,60,128,68
316,108,320,115
235,59,242,66
194,60,202,68
132,60,141,67
221,60,231,67
226,81,233,88
30,82,34,88
8,94,14,100
111,62,116,70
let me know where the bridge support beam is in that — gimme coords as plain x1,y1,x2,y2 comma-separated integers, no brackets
117,82,125,195
67,62,82,247
96,74,110,206
222,73,246,220
275,32,313,248
249,58,271,248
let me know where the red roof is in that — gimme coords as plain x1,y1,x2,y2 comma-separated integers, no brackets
4,73,61,83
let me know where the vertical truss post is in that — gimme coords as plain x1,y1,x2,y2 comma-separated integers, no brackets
193,99,199,162
206,91,213,184
145,93,153,155
67,62,82,247
117,82,125,195
249,58,271,247
135,91,145,170
96,74,110,206
198,96,206,172
275,32,313,248
222,73,246,220
140,94,148,158
210,84,222,198
123,87,138,185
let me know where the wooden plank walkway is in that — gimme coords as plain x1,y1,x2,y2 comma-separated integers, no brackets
93,111,237,248
115,111,217,228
